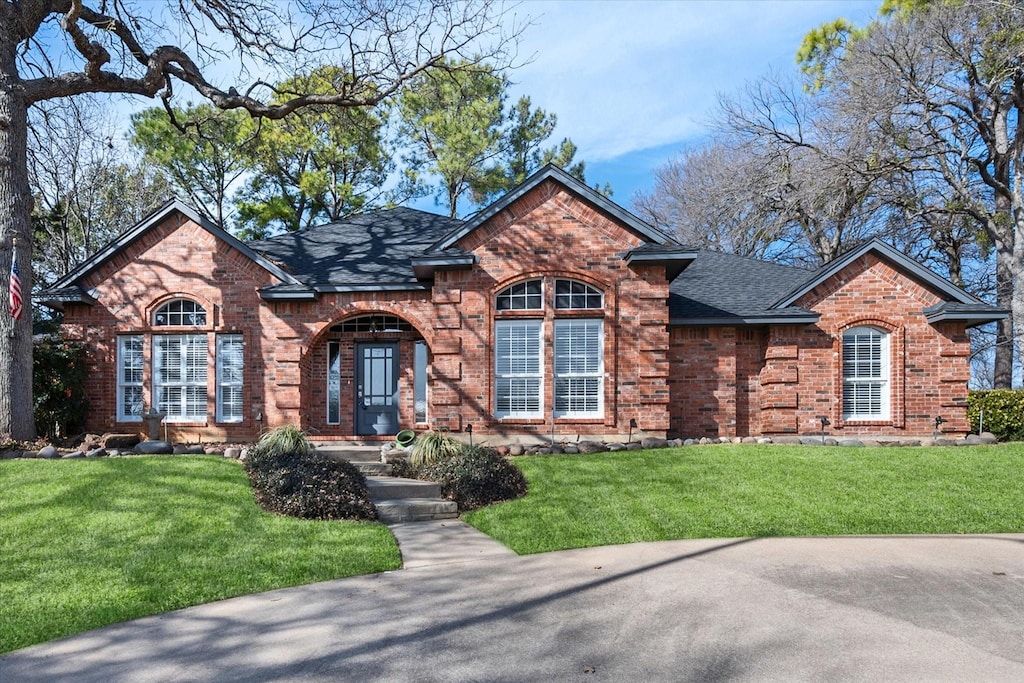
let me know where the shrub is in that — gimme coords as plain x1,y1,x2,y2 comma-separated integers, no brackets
409,429,463,467
33,337,88,440
245,426,377,520
419,445,528,511
967,390,1024,441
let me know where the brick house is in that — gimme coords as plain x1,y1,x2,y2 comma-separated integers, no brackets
42,166,1004,443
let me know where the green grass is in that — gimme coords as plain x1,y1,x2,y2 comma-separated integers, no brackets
0,456,401,654
465,445,1024,554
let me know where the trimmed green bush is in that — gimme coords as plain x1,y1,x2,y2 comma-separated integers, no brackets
33,337,88,440
419,445,528,511
245,426,377,520
967,390,1024,441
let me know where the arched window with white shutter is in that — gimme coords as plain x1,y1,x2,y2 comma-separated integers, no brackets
842,326,890,420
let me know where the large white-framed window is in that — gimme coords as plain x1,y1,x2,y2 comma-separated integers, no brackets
553,319,603,417
554,279,603,310
117,335,144,422
216,334,244,423
494,319,543,418
155,334,208,422
842,326,890,420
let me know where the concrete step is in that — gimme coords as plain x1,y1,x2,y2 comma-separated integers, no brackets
375,499,458,523
366,476,441,501
317,446,382,463
352,462,392,477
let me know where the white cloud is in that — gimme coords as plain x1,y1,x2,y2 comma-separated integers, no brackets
510,0,879,161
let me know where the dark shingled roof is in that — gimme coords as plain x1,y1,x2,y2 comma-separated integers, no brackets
248,207,465,286
669,250,814,321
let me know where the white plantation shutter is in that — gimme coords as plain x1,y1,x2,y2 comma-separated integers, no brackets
554,319,603,417
495,320,542,417
155,335,208,421
216,334,244,423
842,327,889,420
117,335,144,422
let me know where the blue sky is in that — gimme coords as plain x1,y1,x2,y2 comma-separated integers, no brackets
487,0,880,210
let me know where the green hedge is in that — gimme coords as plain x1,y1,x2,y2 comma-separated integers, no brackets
966,390,1024,441
33,337,88,440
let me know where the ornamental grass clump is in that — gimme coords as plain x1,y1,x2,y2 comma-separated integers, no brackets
419,445,528,511
245,425,377,521
408,429,463,467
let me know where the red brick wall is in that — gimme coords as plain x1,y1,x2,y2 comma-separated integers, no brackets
62,196,972,442
667,254,972,438
62,181,674,442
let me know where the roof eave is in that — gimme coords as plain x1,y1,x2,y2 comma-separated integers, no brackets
924,309,1008,327
624,250,699,281
411,255,476,280
669,314,820,327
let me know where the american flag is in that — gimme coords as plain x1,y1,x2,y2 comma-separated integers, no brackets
9,249,22,321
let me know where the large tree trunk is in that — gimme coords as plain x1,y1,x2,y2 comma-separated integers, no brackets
0,45,36,440
992,213,1015,389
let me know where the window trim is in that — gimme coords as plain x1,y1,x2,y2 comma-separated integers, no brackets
842,325,890,421
116,335,144,423
215,334,244,424
495,279,543,311
494,319,544,419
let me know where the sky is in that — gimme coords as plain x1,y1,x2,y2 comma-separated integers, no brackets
494,0,880,209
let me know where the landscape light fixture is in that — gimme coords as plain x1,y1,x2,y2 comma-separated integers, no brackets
933,415,947,436
628,418,638,444
464,423,473,447
818,416,831,445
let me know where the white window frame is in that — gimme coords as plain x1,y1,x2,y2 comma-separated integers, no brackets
153,299,207,327
842,326,890,421
553,319,604,418
496,279,543,311
494,319,543,418
216,334,244,423
116,335,144,422
155,334,209,422
554,279,604,310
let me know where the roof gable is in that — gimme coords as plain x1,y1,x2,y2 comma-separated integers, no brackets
49,198,302,291
430,164,680,251
772,239,987,309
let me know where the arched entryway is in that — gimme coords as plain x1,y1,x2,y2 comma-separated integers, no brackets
304,313,430,438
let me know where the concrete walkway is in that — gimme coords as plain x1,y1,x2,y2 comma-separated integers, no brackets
3,534,1024,682
387,519,517,568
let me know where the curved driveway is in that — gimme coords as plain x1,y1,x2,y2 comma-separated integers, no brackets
3,530,1023,681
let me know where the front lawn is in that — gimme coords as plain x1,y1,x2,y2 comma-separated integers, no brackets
465,444,1024,554
0,456,401,654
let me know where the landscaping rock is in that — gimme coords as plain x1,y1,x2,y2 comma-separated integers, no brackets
238,447,248,462
224,447,241,459
800,437,826,446
107,449,121,457
536,448,552,455
934,438,956,446
496,445,510,456
509,444,525,456
562,445,579,454
838,439,864,447
626,442,643,450
85,447,106,458
81,433,102,450
37,445,59,459
668,438,684,447
961,434,983,445
757,437,773,444
104,433,140,449
62,450,85,459
742,437,758,444
607,443,627,451
641,437,668,449
136,440,173,454
684,439,696,446
577,441,605,454
773,436,803,445
979,434,998,445
188,445,206,454
172,444,190,454
698,437,712,445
